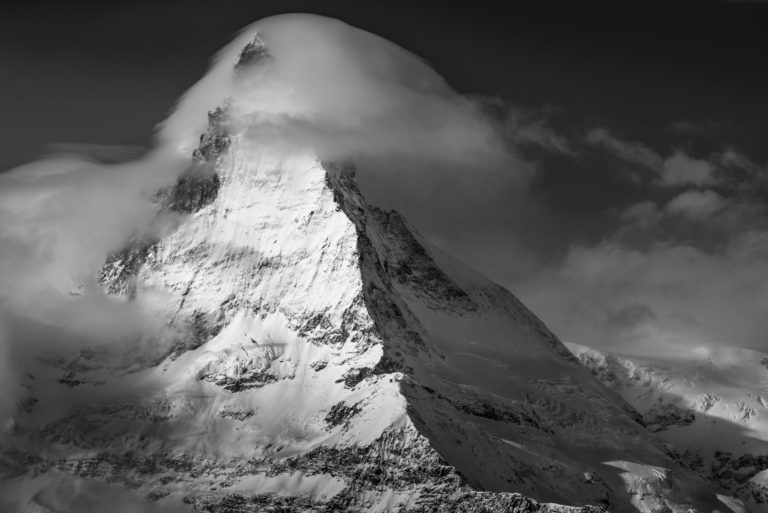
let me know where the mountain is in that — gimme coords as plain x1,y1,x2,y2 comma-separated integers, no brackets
568,342,768,512
0,17,749,513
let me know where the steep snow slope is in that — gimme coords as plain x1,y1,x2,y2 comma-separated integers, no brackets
0,20,748,513
568,342,768,512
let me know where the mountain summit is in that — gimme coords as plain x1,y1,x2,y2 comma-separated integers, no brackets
0,14,748,513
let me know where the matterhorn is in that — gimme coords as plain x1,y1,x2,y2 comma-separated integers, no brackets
0,14,748,513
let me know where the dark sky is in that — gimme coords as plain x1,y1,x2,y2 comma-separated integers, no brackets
1,1,766,171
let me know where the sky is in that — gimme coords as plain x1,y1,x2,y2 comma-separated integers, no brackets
1,1,768,358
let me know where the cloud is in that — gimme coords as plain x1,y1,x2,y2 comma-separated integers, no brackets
0,149,192,432
659,151,715,186
585,127,661,170
510,124,768,357
0,151,184,305
201,15,523,176
156,15,525,172
620,190,733,232
621,201,660,225
719,148,757,169
516,135,768,358
475,98,575,155
518,232,768,356
665,189,725,218
173,14,543,287
156,16,542,273
583,127,758,188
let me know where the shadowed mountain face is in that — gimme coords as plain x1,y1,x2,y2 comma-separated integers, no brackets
0,20,749,513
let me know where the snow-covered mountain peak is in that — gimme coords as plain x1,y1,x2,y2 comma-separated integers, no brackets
0,18,751,513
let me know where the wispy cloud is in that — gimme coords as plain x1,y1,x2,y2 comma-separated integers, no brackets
585,126,763,189
476,98,575,155
719,148,762,174
585,127,661,170
665,189,725,218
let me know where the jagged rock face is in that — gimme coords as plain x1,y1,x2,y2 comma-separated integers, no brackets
235,34,270,69
0,36,746,513
98,106,227,300
569,342,768,512
165,107,227,214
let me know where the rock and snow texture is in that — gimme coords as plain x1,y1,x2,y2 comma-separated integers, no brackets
569,342,768,512
0,19,748,513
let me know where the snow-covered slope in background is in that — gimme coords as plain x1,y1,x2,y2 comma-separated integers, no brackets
568,342,768,512
0,16,749,513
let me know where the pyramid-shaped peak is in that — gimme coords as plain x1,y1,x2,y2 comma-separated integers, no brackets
3,14,745,513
